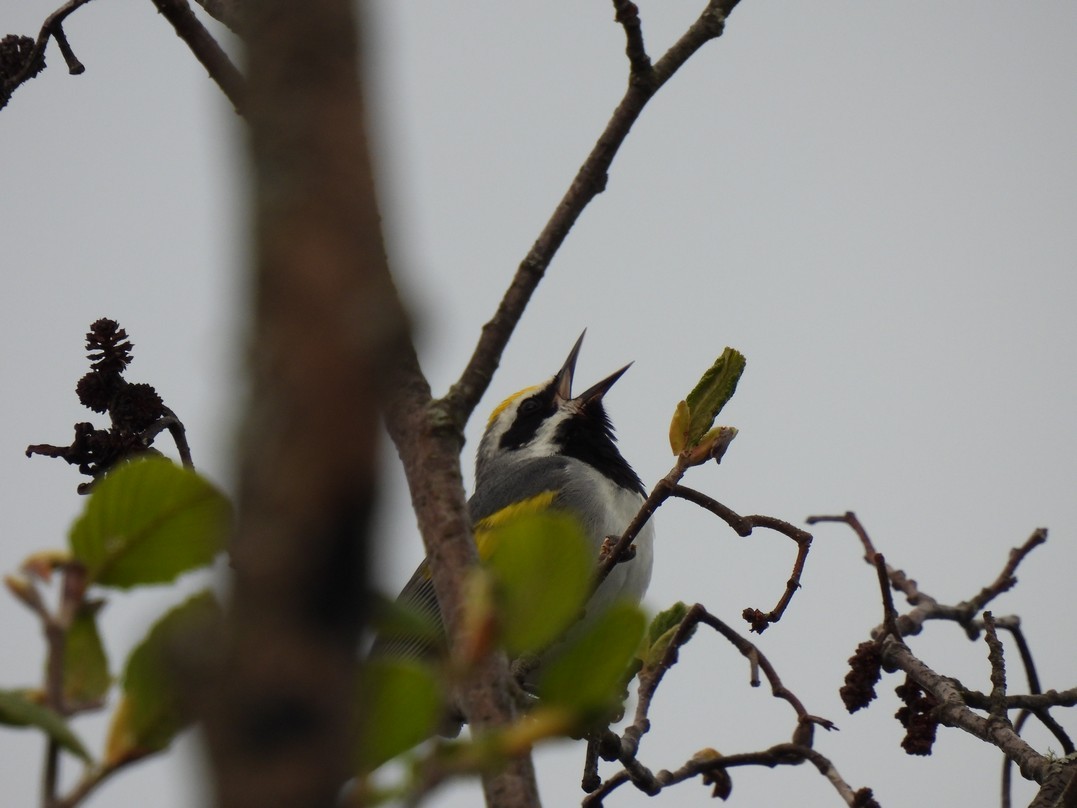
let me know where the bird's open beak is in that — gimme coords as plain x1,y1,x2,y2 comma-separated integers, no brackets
554,331,586,401
554,330,631,404
576,362,632,404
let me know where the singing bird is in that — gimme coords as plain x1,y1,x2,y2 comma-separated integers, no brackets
377,333,653,720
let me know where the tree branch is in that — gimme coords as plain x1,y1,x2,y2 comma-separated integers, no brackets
444,0,743,423
383,7,749,804
595,457,689,591
611,0,651,77
883,639,1049,783
584,602,839,804
53,757,145,808
584,743,868,807
2,0,94,109
982,612,1010,722
964,688,1077,712
1028,757,1077,808
197,2,405,806
965,528,1048,617
2,0,243,112
871,553,902,641
808,514,1048,639
149,0,245,112
815,513,1068,791
673,485,812,631
192,0,244,35
385,366,542,807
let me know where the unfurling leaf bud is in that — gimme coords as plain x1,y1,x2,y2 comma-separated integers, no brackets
670,348,745,457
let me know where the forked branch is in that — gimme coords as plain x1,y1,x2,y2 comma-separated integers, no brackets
445,0,744,422
4,0,242,112
813,512,1075,806
583,605,852,806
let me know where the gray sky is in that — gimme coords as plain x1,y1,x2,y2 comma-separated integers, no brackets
3,2,1075,806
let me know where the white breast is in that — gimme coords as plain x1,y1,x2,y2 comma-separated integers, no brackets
560,461,655,622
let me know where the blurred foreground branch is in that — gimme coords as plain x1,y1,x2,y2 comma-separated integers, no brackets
197,2,408,807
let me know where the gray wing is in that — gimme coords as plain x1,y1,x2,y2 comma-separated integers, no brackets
372,456,581,662
368,559,445,661
368,559,465,736
469,455,573,523
474,455,619,554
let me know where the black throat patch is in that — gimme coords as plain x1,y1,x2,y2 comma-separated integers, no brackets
554,402,644,495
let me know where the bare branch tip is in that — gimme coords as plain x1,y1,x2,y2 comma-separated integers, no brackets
612,0,652,77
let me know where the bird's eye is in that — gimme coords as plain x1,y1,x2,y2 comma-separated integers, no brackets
519,397,542,416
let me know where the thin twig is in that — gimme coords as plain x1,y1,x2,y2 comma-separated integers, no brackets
611,0,651,77
872,553,901,640
987,616,1076,808
581,736,602,793
1002,711,1028,808
192,0,243,34
445,0,742,423
42,741,60,808
584,744,865,807
42,618,66,806
53,758,141,808
964,688,1077,711
621,601,702,758
810,516,1049,636
674,485,812,631
998,622,1074,753
816,513,1063,789
4,0,95,101
149,0,245,112
982,612,1009,721
51,25,84,74
584,604,834,804
959,528,1048,622
807,511,877,558
40,565,87,808
4,0,243,112
696,608,834,731
140,410,194,468
595,458,689,590
620,604,834,762
582,768,629,805
809,512,944,639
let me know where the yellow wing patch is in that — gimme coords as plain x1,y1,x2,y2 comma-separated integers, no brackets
487,386,539,427
474,490,558,559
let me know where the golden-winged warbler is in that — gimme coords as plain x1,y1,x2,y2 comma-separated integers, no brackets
377,333,653,716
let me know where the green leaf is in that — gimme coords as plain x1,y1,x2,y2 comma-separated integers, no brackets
357,659,443,773
70,457,231,589
64,602,111,704
669,400,691,455
645,602,691,648
641,603,696,676
679,348,746,449
537,602,647,716
485,512,592,656
106,591,220,763
0,688,92,762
